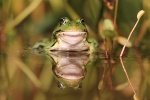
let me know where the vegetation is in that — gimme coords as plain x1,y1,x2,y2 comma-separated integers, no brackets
0,0,150,100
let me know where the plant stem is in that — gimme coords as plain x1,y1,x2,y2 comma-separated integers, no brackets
120,19,139,57
114,0,118,26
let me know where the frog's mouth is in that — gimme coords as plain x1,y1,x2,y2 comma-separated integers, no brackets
57,31,87,45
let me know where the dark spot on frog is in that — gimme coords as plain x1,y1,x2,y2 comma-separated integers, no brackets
35,45,45,54
55,30,62,33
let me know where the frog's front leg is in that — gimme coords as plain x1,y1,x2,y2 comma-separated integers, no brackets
87,38,99,53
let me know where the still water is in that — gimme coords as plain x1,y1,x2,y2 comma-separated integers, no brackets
0,42,150,100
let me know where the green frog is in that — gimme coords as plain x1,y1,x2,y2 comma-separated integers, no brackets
32,18,100,89
33,17,98,54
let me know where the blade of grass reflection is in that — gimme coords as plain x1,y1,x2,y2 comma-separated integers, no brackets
2,54,10,86
39,60,54,92
115,82,129,91
133,49,150,99
14,58,41,88
0,54,10,97
138,75,147,99
34,91,46,100
81,64,98,100
141,59,150,98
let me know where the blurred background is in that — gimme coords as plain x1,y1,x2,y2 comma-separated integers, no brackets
0,0,150,100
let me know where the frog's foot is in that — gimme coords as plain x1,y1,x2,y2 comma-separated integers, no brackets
32,41,48,54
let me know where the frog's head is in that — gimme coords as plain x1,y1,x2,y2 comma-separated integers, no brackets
52,17,87,45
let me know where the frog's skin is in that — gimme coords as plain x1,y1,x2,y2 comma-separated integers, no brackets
44,17,98,53
32,18,99,89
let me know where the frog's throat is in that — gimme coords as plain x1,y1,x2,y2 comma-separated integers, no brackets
56,31,87,45
57,31,87,36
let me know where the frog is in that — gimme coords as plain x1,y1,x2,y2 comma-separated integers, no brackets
46,49,98,89
43,17,98,53
32,17,100,89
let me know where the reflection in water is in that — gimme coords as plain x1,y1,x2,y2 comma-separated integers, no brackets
33,45,98,89
49,51,90,89
31,44,150,99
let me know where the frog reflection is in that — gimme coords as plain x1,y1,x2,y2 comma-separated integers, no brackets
49,51,90,89
32,17,99,89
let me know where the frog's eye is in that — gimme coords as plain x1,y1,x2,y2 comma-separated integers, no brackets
60,17,67,26
57,82,66,89
74,83,82,89
80,18,85,25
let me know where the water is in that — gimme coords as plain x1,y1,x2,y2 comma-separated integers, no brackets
0,43,150,100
